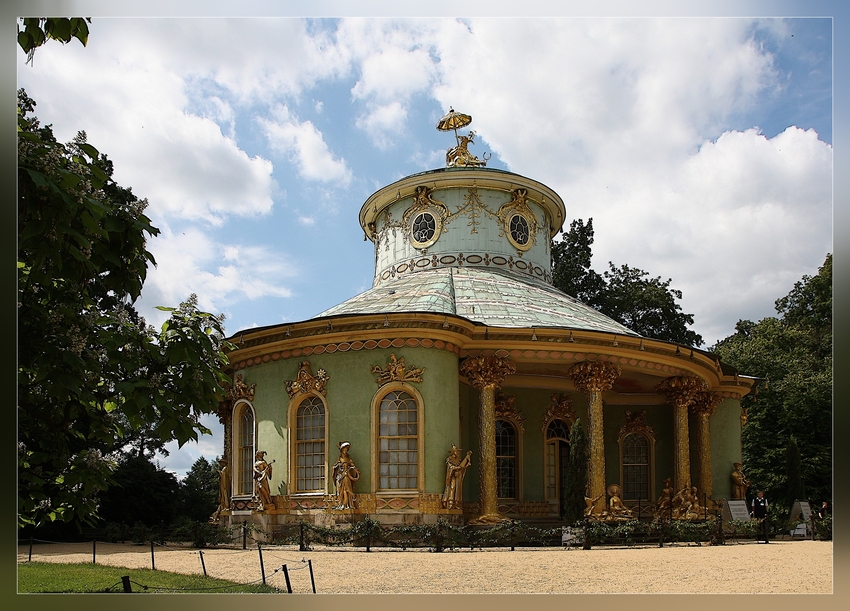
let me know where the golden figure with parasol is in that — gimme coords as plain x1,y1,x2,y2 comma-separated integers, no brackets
437,107,491,168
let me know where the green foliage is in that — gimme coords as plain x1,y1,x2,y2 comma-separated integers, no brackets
785,436,805,508
17,90,234,529
96,456,180,528
563,418,588,524
551,218,703,346
17,18,91,64
180,457,220,523
814,515,832,540
18,562,280,593
712,254,832,510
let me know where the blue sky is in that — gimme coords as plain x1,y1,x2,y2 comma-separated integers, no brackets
17,11,834,477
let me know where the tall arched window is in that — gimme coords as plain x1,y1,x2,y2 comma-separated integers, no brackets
617,410,656,504
496,419,517,499
235,402,255,496
544,419,571,507
621,433,650,501
378,389,419,490
294,395,326,493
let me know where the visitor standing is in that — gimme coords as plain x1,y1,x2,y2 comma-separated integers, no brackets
751,490,769,543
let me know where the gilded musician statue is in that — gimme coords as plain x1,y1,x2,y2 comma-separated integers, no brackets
332,441,360,510
731,462,750,500
442,444,472,509
253,451,274,511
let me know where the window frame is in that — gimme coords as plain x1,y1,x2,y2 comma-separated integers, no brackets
495,418,522,500
288,391,328,496
618,430,656,504
371,382,424,495
543,418,572,503
232,399,256,498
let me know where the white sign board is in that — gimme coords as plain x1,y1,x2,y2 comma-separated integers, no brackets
790,500,812,522
722,499,751,522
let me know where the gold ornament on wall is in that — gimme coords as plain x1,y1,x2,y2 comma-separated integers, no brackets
541,392,576,433
228,373,256,402
371,353,425,386
285,361,330,397
617,410,656,443
494,392,525,431
497,188,539,250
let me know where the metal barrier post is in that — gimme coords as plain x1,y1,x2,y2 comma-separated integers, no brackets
28,537,33,562
282,564,292,593
258,543,266,585
199,550,207,576
243,520,248,550
308,559,316,593
92,539,96,564
299,521,307,552
122,575,132,593
150,540,155,570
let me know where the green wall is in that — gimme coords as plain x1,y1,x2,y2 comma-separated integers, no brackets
710,398,743,500
236,347,459,496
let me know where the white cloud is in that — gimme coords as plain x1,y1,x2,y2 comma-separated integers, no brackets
136,225,296,328
18,24,277,226
354,101,408,149
259,104,352,185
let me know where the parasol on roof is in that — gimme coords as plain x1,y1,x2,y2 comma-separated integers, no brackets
436,107,472,144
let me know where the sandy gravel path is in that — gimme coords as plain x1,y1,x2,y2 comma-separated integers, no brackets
18,539,832,594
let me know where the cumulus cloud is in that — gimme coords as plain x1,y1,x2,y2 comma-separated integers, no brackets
136,225,296,328
259,104,352,185
18,25,277,226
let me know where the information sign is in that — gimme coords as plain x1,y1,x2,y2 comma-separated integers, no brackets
722,499,751,522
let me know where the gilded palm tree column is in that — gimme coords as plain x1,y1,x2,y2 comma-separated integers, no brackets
460,355,516,523
656,376,706,493
691,391,722,500
568,361,621,515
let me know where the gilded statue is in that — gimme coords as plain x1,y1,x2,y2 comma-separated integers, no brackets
654,477,674,518
442,444,472,509
584,493,604,518
332,441,360,510
446,131,490,168
731,462,750,500
253,451,274,511
218,457,231,512
605,484,633,521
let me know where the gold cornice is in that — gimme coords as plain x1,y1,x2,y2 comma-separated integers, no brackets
225,316,747,396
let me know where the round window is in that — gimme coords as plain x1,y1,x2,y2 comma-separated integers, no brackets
509,214,530,246
411,212,437,245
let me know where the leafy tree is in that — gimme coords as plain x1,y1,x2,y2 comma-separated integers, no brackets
785,436,805,508
17,90,233,529
712,255,832,509
551,218,703,346
179,457,221,523
17,17,91,65
562,418,589,524
551,218,606,305
97,455,180,528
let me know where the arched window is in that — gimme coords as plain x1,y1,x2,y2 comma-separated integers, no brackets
377,390,419,490
294,395,326,493
621,433,650,502
496,419,518,499
234,401,255,496
544,419,571,505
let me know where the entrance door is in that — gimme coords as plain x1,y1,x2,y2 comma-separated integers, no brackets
558,439,570,516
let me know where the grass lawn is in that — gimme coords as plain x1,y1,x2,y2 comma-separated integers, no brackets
18,561,282,593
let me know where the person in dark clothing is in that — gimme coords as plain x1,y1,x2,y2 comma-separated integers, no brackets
750,490,769,543
819,501,829,519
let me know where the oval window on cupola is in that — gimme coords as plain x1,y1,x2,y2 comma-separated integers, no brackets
410,210,441,248
507,213,533,250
